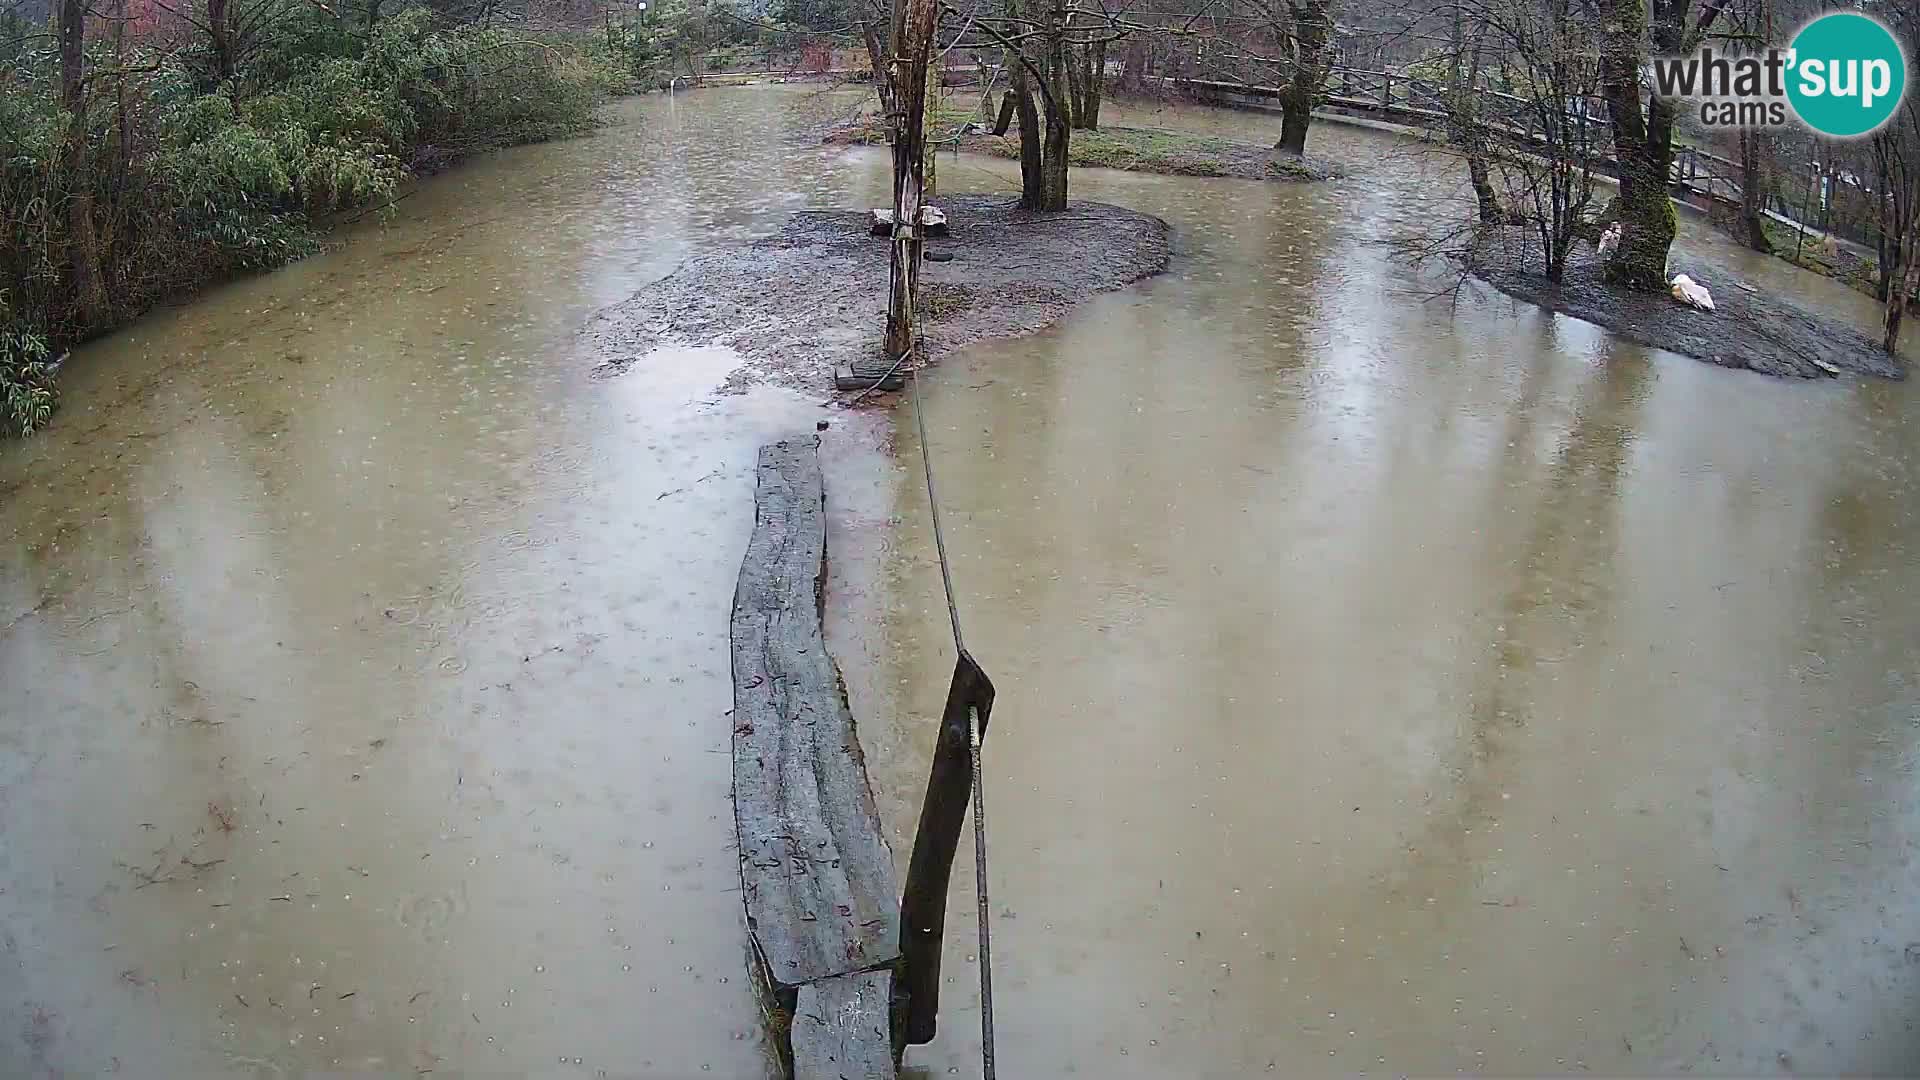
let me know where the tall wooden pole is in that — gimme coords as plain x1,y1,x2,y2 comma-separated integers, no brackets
885,0,936,360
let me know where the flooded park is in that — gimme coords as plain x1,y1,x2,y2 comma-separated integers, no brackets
3,86,1918,1075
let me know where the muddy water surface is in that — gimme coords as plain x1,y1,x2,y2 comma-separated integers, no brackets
847,106,1920,1076
4,84,1918,1079
0,88,888,1077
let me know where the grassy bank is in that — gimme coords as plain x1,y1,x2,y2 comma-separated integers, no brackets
825,99,1333,182
1,8,627,435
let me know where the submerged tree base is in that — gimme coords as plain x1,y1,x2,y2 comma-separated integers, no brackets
585,195,1171,392
1470,228,1905,381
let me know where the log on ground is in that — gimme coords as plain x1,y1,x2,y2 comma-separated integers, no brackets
730,437,901,988
790,969,895,1080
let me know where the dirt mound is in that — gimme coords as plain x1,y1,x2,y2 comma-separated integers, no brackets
584,194,1172,394
1472,230,1904,380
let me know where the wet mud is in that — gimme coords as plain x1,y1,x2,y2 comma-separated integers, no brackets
1473,229,1906,380
584,194,1171,392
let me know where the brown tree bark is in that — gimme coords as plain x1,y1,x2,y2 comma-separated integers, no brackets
1080,39,1104,129
1599,0,1726,292
1884,210,1917,353
1008,53,1044,208
1037,0,1070,209
59,0,105,332
1447,7,1501,223
883,0,937,359
860,9,895,119
207,0,235,82
1737,128,1770,253
1062,38,1084,128
1119,35,1143,94
1275,0,1332,157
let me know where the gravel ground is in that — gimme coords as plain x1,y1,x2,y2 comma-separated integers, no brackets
585,194,1172,394
1473,230,1905,380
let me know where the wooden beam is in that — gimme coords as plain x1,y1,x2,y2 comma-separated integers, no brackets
731,438,901,990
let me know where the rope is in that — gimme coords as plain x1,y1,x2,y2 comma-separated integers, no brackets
912,366,965,653
911,368,994,1078
900,199,994,1075
874,82,996,1074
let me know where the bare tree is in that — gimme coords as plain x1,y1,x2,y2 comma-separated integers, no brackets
1443,0,1504,222
1483,0,1603,280
1396,0,1603,285
970,0,1094,209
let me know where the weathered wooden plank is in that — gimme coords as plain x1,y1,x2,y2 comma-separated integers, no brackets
834,364,905,392
791,970,897,1080
732,437,901,989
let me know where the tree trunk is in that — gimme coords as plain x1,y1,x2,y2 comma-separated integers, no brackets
1063,41,1084,128
862,14,895,119
1008,55,1043,209
1599,5,1678,294
1884,221,1916,353
1448,8,1501,223
1120,36,1144,93
207,0,235,82
1737,128,1770,253
1875,186,1897,301
1037,0,1070,210
1274,0,1331,157
884,0,936,360
1277,105,1309,155
59,0,104,332
1081,39,1104,129
1599,0,1713,293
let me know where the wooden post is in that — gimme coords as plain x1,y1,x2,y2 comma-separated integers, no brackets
893,650,996,1049
885,0,938,361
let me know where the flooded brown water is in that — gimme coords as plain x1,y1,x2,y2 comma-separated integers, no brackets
845,102,1920,1076
2,86,1916,1078
0,88,889,1077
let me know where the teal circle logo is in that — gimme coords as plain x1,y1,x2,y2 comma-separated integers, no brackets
1787,12,1907,137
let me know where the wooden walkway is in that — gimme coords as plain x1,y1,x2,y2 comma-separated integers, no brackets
731,437,899,1079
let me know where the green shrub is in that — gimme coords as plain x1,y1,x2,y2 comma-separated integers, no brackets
0,6,622,435
1,323,57,437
